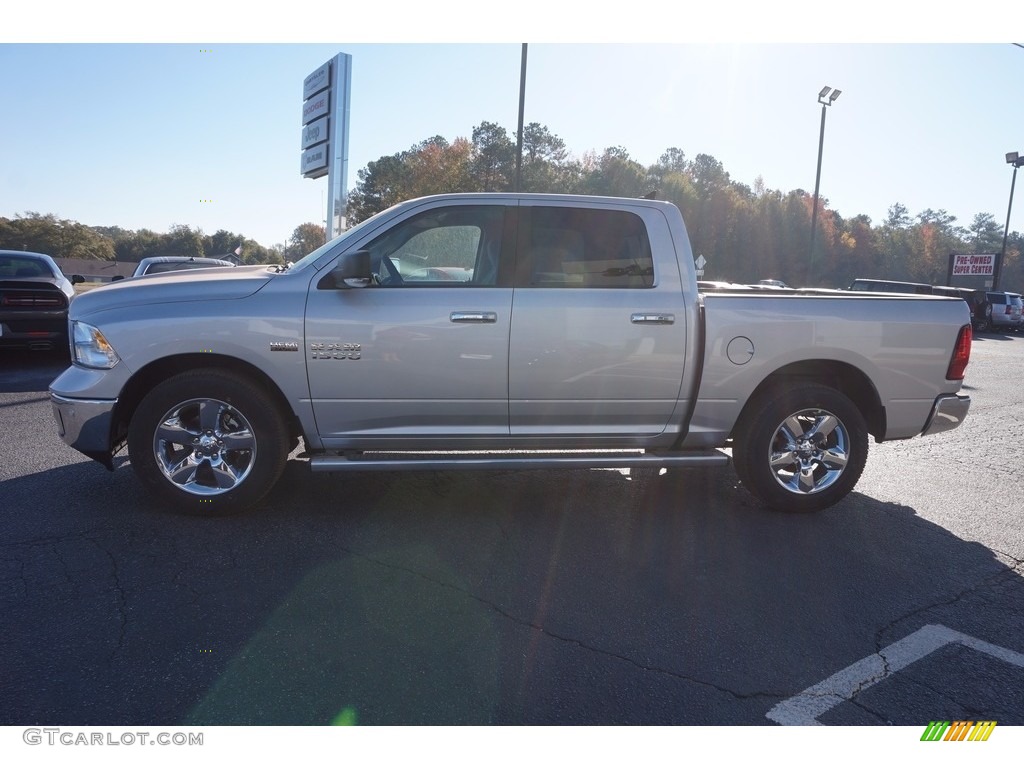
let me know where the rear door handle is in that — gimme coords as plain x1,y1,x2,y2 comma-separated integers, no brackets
631,313,675,325
450,311,498,323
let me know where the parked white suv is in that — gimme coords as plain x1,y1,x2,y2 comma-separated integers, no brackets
975,290,1022,332
1006,293,1024,331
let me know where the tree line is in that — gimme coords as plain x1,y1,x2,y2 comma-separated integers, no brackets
3,120,1021,290
0,213,327,268
347,120,1023,290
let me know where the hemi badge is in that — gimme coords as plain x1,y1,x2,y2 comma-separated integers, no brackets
270,342,299,352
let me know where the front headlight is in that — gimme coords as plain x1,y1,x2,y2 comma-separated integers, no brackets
72,321,121,369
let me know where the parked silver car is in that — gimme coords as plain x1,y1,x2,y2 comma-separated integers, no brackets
125,256,236,278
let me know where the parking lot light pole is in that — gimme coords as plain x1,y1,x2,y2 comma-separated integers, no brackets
514,44,528,193
809,86,841,284
999,151,1024,291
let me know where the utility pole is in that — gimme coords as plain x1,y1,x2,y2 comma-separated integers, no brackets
514,44,528,193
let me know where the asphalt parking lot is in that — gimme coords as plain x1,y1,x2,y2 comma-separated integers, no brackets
1,334,1022,726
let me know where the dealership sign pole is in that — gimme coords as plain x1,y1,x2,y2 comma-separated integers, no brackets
301,53,352,241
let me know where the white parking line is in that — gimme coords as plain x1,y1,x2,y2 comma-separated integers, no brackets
766,624,1024,725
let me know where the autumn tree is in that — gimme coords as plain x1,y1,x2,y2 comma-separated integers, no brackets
285,223,326,260
348,136,474,224
518,122,577,192
470,121,515,191
166,224,204,258
579,146,649,198
408,136,473,198
966,212,1002,253
347,153,415,224
909,209,962,283
651,147,688,181
112,229,164,262
204,229,243,258
0,213,115,260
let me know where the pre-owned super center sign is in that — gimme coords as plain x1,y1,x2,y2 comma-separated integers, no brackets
951,253,997,277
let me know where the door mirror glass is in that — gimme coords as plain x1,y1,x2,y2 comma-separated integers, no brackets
330,250,372,288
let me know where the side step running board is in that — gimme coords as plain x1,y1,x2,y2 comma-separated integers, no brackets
309,449,729,473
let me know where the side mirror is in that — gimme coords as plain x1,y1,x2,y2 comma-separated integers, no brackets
330,249,372,288
110,275,125,282
71,274,85,284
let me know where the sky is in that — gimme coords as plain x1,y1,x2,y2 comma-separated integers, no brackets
2,5,1024,252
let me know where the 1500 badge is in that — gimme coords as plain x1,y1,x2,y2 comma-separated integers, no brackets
310,342,361,360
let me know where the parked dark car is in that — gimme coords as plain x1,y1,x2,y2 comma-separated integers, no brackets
0,250,81,351
931,286,973,300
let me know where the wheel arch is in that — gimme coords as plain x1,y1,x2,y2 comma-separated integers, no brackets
731,360,885,442
111,353,303,451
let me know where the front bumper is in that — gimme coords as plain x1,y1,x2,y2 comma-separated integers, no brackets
921,393,970,436
51,394,117,469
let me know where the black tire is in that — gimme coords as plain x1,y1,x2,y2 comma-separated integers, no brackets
732,383,868,513
127,369,289,516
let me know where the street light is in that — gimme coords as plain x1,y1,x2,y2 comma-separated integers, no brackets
999,151,1024,290
809,85,841,283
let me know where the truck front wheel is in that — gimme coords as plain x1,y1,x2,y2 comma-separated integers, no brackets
127,369,289,515
733,383,868,513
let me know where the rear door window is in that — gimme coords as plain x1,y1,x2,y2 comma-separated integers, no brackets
518,206,654,288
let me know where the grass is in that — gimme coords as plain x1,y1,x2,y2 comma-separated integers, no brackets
73,282,105,295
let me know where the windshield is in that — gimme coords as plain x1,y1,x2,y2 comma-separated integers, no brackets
287,202,406,273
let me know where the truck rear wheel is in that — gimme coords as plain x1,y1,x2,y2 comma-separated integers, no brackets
127,369,289,515
733,383,867,513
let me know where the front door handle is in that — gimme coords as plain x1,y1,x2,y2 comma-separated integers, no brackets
631,313,675,325
450,311,498,323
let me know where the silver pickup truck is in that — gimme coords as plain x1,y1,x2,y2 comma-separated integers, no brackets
50,193,973,515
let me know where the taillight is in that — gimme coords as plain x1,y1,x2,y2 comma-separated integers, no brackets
946,324,972,380
0,295,64,307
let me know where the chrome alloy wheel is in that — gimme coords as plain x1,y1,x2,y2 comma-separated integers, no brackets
768,408,849,495
152,398,256,496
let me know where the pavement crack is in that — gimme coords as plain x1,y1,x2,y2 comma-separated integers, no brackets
0,555,30,601
847,698,890,724
875,554,1024,655
354,547,787,703
86,537,128,662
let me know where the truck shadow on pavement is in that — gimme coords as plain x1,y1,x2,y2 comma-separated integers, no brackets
1,459,1021,726
0,350,69,394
